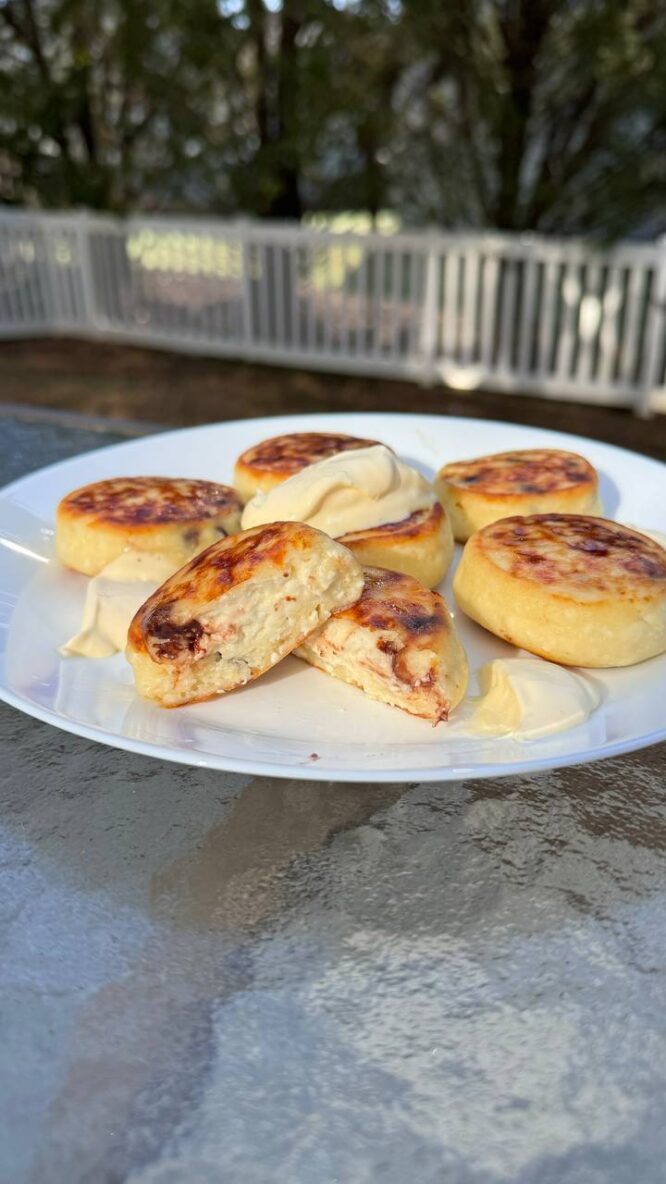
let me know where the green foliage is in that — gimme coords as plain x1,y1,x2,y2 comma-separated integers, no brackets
1,0,664,235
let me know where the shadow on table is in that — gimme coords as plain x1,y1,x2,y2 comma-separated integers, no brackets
150,776,410,932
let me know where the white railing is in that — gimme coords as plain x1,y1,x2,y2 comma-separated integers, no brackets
1,209,665,414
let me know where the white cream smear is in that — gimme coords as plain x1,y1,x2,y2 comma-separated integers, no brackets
241,444,436,537
465,658,601,740
61,551,176,658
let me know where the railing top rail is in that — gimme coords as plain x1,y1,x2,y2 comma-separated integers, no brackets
0,208,662,262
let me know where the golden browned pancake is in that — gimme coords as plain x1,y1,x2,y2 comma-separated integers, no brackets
57,477,243,576
234,432,383,502
126,521,364,706
296,566,468,723
453,514,666,667
338,501,454,588
435,449,601,541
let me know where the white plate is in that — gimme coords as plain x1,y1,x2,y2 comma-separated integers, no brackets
0,412,664,782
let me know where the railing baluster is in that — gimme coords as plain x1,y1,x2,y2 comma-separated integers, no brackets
497,259,518,374
341,245,353,355
441,252,459,360
390,248,402,359
306,241,317,352
9,226,27,327
274,241,285,350
597,265,622,386
373,246,385,355
323,241,334,355
619,266,645,385
554,261,579,381
356,246,368,355
536,260,559,376
517,256,538,376
479,254,498,371
258,242,270,344
0,227,21,328
460,250,479,366
289,240,300,350
636,241,666,415
576,263,603,384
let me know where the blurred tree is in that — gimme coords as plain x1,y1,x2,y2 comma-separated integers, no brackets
0,0,664,236
392,0,666,236
0,0,236,209
303,1,406,221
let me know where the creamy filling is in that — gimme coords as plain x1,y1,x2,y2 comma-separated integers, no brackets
467,658,601,740
241,444,436,536
155,560,349,671
61,551,177,658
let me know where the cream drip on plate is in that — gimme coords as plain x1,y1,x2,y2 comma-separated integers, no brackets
464,658,601,740
240,444,436,537
61,551,176,658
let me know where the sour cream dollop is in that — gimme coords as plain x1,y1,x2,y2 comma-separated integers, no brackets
61,551,176,658
241,444,436,537
468,657,601,740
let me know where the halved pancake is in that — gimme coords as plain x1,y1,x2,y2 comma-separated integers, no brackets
435,449,601,541
127,521,364,706
339,501,453,588
296,566,468,723
453,514,666,667
57,477,242,576
234,431,383,502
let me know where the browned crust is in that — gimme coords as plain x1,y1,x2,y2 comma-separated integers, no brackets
58,477,241,528
437,449,596,498
235,432,382,480
332,566,448,692
128,521,325,661
338,501,443,547
478,514,666,593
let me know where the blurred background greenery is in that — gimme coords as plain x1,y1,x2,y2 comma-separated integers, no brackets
1,0,665,238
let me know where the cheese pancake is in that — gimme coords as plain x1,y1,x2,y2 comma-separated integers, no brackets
126,521,364,707
435,449,600,541
57,477,242,576
454,514,666,667
234,431,382,502
296,566,468,723
339,501,454,588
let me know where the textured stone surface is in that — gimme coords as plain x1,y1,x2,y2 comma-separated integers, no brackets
1,413,665,1184
1,405,146,485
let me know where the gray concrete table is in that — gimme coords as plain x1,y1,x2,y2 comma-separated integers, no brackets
1,410,665,1184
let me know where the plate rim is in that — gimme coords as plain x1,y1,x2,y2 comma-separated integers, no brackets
1,410,664,782
2,409,665,504
0,681,664,782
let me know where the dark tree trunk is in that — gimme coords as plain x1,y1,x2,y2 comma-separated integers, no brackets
267,2,303,219
491,0,553,230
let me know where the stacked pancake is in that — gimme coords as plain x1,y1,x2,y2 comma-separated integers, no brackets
238,435,454,589
436,446,666,667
